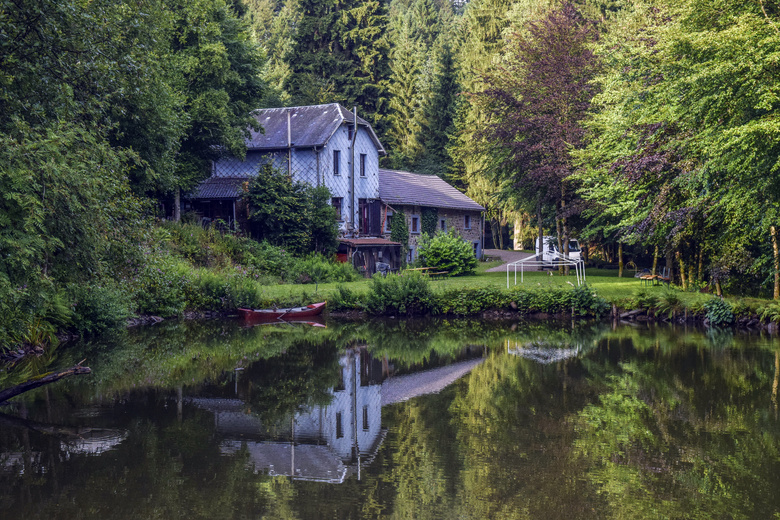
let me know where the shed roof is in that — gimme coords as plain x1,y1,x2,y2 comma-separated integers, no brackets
339,238,401,248
188,177,246,200
247,103,385,154
378,169,485,212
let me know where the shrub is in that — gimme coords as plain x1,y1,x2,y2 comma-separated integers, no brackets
568,285,611,317
68,283,131,334
366,273,436,315
286,254,360,285
330,285,367,311
417,230,477,276
438,286,512,315
131,253,190,317
703,298,735,327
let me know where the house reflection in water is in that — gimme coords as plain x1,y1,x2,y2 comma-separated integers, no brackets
191,347,386,484
191,346,484,484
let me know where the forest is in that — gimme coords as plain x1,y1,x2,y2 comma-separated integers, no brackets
3,0,780,345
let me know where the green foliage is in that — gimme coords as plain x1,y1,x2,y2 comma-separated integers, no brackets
759,303,780,324
330,284,368,311
288,255,360,285
417,230,478,276
366,272,437,315
68,283,131,335
244,164,338,255
703,298,735,328
390,210,410,249
421,206,438,235
437,286,512,315
131,252,190,317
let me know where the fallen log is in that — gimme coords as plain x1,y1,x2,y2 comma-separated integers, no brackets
0,360,91,404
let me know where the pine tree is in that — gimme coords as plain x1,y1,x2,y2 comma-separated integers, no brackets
284,0,388,129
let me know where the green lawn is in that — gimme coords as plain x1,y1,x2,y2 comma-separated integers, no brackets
253,259,730,310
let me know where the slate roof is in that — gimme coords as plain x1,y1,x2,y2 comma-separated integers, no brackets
188,177,246,200
247,103,385,154
378,169,485,212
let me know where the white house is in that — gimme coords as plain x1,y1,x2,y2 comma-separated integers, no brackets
188,103,386,234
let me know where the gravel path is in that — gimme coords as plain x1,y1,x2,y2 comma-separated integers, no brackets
484,249,537,272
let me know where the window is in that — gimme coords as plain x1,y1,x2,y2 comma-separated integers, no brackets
440,219,447,232
332,197,343,220
384,211,393,233
408,247,416,263
347,126,354,141
464,214,471,230
358,198,369,234
359,153,366,177
336,412,343,438
333,150,341,175
363,406,369,431
410,215,420,234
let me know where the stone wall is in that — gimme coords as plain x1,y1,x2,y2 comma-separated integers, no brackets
383,205,483,262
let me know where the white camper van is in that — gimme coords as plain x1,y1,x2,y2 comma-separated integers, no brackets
535,236,582,268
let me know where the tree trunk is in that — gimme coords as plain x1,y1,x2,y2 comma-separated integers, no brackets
666,250,674,284
772,225,780,300
0,363,91,404
677,252,687,290
618,242,623,278
697,245,703,283
537,199,544,261
652,245,659,275
174,187,181,222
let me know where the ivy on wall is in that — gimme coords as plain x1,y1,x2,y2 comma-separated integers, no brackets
421,206,438,236
390,210,409,249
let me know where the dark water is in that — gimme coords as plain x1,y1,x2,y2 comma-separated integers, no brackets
2,318,780,519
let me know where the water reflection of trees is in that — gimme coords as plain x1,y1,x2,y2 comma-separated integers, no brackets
4,320,780,519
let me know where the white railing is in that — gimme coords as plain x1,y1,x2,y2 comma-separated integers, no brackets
506,253,586,288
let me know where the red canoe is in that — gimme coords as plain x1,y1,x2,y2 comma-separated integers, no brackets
237,301,327,322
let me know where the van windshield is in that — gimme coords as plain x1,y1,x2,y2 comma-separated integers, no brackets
568,240,580,252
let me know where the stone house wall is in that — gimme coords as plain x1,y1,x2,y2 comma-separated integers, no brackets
383,204,483,262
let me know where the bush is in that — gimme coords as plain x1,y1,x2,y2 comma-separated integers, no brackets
131,252,190,317
417,230,477,276
366,273,436,315
438,286,512,315
704,298,735,327
68,283,131,334
286,254,360,285
330,285,367,311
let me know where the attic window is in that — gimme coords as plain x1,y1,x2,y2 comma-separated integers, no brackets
348,126,354,141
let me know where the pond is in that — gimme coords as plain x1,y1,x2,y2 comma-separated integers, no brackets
2,318,780,519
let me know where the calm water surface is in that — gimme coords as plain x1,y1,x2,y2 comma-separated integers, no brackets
2,318,780,519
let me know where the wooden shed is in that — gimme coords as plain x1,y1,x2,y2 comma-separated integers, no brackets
338,238,402,277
